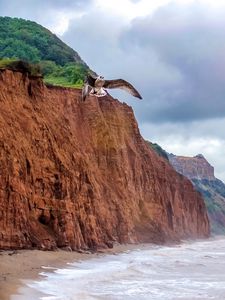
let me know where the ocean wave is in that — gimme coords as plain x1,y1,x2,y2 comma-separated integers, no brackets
16,237,225,300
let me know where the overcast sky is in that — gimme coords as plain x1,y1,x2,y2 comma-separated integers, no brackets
1,0,225,181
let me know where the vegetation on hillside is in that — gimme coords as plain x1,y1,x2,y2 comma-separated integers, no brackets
146,141,169,161
192,178,225,234
0,58,42,76
0,17,90,87
40,60,88,88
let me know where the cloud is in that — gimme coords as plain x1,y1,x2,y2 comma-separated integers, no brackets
120,2,225,122
129,0,142,3
0,0,93,34
0,0,91,12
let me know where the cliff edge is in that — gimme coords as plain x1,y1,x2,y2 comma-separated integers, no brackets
0,70,209,250
169,154,215,181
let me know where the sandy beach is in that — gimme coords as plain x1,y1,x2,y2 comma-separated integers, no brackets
0,249,90,300
0,244,146,300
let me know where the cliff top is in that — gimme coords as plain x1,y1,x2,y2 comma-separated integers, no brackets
169,153,215,180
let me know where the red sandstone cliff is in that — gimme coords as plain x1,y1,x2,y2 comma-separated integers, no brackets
169,153,225,234
169,154,215,181
0,70,209,250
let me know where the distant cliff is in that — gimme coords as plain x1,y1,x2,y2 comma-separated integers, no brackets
0,70,209,250
169,154,215,181
169,154,225,234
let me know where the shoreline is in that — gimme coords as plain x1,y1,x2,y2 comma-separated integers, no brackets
0,244,148,300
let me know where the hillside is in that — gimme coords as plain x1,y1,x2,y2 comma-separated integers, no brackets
146,141,169,161
0,69,209,250
0,17,90,87
169,154,225,234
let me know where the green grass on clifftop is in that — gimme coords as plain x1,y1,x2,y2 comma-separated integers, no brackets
0,58,42,76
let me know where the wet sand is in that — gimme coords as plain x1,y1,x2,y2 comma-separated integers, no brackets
0,244,146,300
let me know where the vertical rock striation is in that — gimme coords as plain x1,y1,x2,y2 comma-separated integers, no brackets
0,70,209,250
169,154,225,234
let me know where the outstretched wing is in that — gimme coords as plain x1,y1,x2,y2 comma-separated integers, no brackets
103,79,142,99
86,73,97,87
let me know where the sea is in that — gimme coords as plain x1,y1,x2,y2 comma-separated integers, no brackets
13,237,225,300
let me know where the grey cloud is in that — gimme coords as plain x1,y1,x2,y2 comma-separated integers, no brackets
0,0,91,12
62,9,129,73
0,0,93,30
120,2,225,122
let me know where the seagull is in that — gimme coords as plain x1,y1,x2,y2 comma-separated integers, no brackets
82,73,142,101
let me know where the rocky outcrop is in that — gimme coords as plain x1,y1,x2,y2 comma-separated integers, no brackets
169,154,225,234
169,154,215,181
0,70,209,250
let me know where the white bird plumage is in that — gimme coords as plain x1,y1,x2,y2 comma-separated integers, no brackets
82,74,142,101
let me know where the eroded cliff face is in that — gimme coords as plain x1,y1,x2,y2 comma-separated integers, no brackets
0,70,209,250
169,154,225,234
169,154,215,181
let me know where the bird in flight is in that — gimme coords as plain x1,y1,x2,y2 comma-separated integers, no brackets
82,73,142,101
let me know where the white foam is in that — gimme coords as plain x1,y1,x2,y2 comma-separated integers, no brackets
16,238,225,300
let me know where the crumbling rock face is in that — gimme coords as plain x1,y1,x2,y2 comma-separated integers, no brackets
0,70,209,250
169,154,215,181
169,153,225,234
